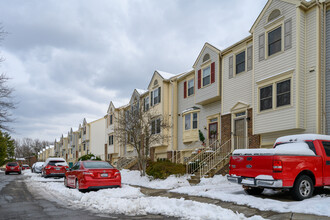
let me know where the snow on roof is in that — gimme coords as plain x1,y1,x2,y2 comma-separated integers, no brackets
233,142,315,156
156,70,176,79
177,68,195,80
136,89,148,95
276,134,330,143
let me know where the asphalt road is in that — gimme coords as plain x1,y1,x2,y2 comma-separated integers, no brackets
0,172,177,220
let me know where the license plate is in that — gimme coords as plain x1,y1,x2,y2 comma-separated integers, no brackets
55,168,61,170
242,178,254,185
101,173,108,177
11,167,14,170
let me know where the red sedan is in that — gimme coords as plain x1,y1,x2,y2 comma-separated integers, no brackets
64,160,121,191
5,162,21,175
21,164,30,170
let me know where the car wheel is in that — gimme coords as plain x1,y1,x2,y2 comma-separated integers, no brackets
5,172,8,175
244,187,264,195
291,175,314,201
18,171,21,175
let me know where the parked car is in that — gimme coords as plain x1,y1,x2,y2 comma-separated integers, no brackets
227,134,330,201
64,160,121,191
31,162,45,173
42,158,69,178
5,162,21,175
21,164,30,170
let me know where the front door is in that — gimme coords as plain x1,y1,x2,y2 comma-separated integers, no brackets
208,122,218,146
234,118,246,149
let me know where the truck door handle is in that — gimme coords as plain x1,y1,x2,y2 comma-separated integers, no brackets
326,161,330,165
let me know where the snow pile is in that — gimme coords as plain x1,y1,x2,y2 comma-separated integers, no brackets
276,134,330,142
121,169,190,189
24,172,262,220
172,175,330,217
233,142,315,156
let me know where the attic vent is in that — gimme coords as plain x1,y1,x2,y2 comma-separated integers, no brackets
203,53,210,62
268,9,281,22
154,80,158,86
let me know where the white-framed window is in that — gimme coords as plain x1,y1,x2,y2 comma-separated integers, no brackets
151,118,161,135
259,78,291,112
202,66,211,87
260,85,273,111
236,51,245,74
151,87,161,106
110,114,113,125
188,79,194,96
268,26,281,56
184,112,198,131
144,96,149,111
109,135,114,145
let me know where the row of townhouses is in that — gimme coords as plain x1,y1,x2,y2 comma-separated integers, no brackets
39,0,330,175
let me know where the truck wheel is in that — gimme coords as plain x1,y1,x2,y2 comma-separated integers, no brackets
244,187,264,195
291,175,314,201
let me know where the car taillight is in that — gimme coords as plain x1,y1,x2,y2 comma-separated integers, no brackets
45,165,51,170
83,172,93,176
273,160,282,172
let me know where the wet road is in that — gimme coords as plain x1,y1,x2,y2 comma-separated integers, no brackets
0,172,177,220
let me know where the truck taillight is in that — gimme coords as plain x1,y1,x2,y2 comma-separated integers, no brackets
273,160,282,172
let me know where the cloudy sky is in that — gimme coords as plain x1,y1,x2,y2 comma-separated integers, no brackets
0,0,267,141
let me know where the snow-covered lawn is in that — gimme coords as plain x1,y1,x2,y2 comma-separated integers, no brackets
171,175,330,217
24,171,262,220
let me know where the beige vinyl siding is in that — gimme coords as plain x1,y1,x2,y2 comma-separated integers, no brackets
326,10,330,134
177,76,221,151
305,7,317,133
299,9,305,130
89,118,106,160
222,44,253,114
195,47,220,104
253,0,297,135
260,128,305,147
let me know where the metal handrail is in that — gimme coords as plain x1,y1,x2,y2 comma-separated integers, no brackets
198,139,232,177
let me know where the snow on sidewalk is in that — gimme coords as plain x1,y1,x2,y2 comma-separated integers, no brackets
171,175,330,217
24,172,263,220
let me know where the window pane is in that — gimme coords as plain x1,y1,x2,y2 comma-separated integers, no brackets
236,51,245,74
156,119,161,134
260,85,273,111
185,114,191,130
151,120,155,134
203,67,210,86
276,80,290,107
260,85,272,99
268,27,281,56
193,113,198,129
188,79,194,96
154,88,159,105
260,98,272,111
322,142,330,157
203,76,210,86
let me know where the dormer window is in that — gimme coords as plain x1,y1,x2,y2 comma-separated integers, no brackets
202,53,210,62
268,9,281,22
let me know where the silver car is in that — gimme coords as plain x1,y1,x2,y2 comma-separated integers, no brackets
31,162,45,173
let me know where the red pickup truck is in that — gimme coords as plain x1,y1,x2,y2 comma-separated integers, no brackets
227,134,330,200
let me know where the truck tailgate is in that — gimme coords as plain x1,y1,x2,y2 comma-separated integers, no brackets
229,155,274,178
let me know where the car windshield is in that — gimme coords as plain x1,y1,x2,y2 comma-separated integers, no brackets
7,162,18,166
83,161,113,169
48,161,65,166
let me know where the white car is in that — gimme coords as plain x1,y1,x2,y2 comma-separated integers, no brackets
31,162,45,173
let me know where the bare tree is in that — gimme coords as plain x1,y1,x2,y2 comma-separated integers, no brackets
115,107,171,176
0,26,15,132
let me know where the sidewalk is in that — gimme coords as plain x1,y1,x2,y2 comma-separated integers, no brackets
132,185,329,220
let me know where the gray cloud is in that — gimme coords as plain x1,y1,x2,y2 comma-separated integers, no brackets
0,0,266,141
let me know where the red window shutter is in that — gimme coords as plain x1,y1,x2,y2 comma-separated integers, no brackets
211,62,215,83
198,70,201,89
184,81,187,98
